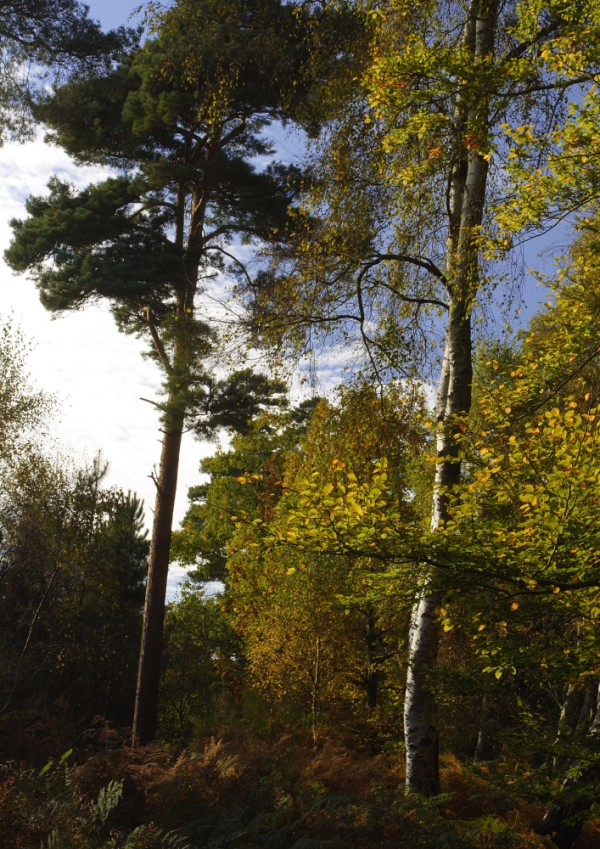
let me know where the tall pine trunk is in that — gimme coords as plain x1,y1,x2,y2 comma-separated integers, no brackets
132,417,183,745
132,180,204,746
403,0,497,795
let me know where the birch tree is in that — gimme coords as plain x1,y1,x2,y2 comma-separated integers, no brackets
245,0,600,795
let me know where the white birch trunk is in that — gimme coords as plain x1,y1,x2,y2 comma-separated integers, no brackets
552,683,579,775
403,0,497,796
404,303,472,795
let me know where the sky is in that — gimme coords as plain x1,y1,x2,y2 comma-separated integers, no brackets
87,0,147,31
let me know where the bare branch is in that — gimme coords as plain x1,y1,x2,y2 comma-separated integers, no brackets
210,245,254,289
370,252,449,289
140,396,165,410
0,561,61,715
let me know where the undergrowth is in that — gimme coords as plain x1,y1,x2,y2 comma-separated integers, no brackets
2,733,597,849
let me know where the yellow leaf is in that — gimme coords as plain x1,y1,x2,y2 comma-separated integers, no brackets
510,602,519,611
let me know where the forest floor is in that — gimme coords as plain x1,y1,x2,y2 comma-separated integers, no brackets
1,717,600,848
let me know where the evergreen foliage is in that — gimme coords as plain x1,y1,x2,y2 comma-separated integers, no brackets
0,319,148,738
0,0,136,142
4,0,312,745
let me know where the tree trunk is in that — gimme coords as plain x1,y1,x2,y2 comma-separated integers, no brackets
132,178,204,746
537,684,600,849
366,606,379,709
473,694,490,763
312,635,321,750
132,418,183,745
404,590,442,794
553,683,581,775
404,303,472,796
576,682,598,733
403,0,497,796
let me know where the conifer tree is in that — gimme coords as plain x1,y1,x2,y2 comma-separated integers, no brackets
0,0,135,141
5,0,304,744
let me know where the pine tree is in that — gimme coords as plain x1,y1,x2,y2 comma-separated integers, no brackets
0,0,135,141
5,0,304,744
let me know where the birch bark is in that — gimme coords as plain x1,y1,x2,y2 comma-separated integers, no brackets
403,0,497,795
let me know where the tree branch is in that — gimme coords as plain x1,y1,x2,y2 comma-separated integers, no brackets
0,562,61,715
368,252,449,289
210,245,254,289
140,305,172,373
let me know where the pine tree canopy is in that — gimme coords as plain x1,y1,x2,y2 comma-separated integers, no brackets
0,0,137,141
4,22,303,340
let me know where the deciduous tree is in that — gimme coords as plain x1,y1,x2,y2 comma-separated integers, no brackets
246,0,600,794
225,383,427,737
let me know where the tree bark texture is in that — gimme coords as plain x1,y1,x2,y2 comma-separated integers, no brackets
403,0,496,796
133,420,183,745
404,304,472,796
552,683,583,775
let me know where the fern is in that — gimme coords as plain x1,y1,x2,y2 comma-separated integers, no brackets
187,791,356,849
123,826,191,848
91,779,124,827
